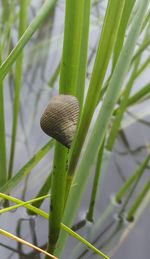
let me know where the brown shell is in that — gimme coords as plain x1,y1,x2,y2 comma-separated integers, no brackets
40,95,80,148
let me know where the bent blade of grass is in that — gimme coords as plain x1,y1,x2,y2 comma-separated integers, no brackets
0,229,57,259
127,82,150,107
0,0,57,82
28,172,52,214
55,0,149,255
61,224,110,259
0,140,53,195
131,37,150,64
135,56,150,79
0,194,109,259
115,154,150,203
127,180,150,222
0,193,49,214
8,0,29,180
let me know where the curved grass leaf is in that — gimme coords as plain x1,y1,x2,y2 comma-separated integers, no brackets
0,0,57,82
0,228,57,259
0,140,53,195
0,194,109,259
127,82,150,106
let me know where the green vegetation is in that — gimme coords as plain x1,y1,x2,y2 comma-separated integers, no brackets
0,0,150,258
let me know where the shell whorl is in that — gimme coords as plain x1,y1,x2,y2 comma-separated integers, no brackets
40,95,80,148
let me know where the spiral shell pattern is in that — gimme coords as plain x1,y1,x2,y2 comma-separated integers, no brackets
40,95,80,148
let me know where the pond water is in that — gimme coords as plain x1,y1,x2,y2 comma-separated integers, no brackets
0,1,150,258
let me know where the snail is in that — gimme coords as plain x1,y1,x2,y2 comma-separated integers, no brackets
40,95,80,148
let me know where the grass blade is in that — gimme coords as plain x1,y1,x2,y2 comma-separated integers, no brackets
68,0,126,182
107,61,140,150
55,0,149,255
8,0,29,179
115,154,150,203
60,0,91,107
127,180,150,222
127,82,150,106
0,84,7,186
0,193,49,214
0,193,109,258
28,172,52,214
47,0,91,254
47,143,68,254
0,140,53,194
0,229,57,259
86,140,105,222
0,0,57,81
112,0,136,69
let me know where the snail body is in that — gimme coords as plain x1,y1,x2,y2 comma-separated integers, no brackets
40,95,79,148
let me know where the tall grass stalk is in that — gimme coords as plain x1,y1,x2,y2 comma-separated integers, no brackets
86,140,105,222
112,0,136,69
0,79,7,186
127,180,150,222
8,0,28,179
115,154,150,203
47,0,91,254
47,143,68,254
55,1,149,255
127,82,150,106
107,60,140,150
68,0,126,185
0,0,57,82
60,0,91,107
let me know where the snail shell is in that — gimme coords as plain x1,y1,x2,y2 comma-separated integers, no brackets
40,95,80,148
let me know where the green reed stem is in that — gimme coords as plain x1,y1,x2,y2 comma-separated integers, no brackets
86,141,105,222
107,59,140,150
68,0,126,184
135,56,150,79
55,1,149,255
47,144,68,255
131,37,150,64
8,0,28,179
60,0,91,107
0,193,109,259
127,180,150,222
0,140,53,195
28,172,52,214
0,0,57,82
47,0,91,255
115,154,150,203
48,62,60,88
0,79,7,186
0,194,49,214
112,0,136,69
127,82,150,107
